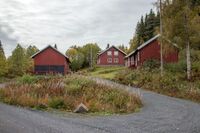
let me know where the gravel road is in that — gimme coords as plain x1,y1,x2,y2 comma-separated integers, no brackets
0,79,200,133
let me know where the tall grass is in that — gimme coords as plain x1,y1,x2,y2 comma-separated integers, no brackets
114,67,200,103
0,75,142,114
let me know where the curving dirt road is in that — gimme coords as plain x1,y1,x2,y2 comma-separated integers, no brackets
0,79,200,133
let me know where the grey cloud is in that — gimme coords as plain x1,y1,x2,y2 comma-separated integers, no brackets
0,0,156,56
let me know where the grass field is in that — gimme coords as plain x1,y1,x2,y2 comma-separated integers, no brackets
89,66,125,80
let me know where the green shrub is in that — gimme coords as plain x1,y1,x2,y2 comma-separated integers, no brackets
114,67,200,103
142,59,160,70
165,60,186,73
18,74,40,84
192,62,200,79
35,104,48,110
48,97,65,109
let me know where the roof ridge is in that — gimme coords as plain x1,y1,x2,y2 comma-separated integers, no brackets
31,45,69,60
98,45,127,56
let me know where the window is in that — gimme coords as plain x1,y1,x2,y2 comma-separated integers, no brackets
107,58,112,63
107,51,112,56
114,58,119,63
138,52,140,61
131,56,134,65
114,51,118,56
97,59,100,64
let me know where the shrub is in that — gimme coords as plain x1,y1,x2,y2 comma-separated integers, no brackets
114,67,200,103
165,60,186,73
48,97,65,109
18,74,40,84
142,59,160,70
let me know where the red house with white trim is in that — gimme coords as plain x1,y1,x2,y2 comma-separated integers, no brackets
97,45,127,66
125,35,179,68
31,45,70,75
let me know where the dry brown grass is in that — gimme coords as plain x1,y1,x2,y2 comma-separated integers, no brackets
0,75,142,114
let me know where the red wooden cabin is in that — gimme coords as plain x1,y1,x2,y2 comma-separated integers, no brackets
125,35,179,68
31,45,70,75
97,45,127,66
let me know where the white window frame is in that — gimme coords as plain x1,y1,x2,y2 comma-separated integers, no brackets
107,58,112,63
131,56,134,65
107,51,112,56
114,58,119,63
97,58,100,64
114,51,119,56
125,60,128,67
138,52,140,61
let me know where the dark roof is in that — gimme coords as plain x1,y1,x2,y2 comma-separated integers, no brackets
98,45,127,56
31,45,70,62
125,34,178,58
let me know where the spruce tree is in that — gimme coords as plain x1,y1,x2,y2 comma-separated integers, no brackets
145,9,156,40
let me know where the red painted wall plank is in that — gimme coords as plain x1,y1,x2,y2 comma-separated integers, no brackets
33,47,69,74
97,47,126,66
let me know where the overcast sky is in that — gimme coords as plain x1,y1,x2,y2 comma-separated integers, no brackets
0,0,157,57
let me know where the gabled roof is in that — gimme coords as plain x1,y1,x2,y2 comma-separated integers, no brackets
137,34,160,50
125,34,178,58
31,45,70,62
98,45,127,56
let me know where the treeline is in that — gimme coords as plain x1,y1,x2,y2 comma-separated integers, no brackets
0,42,102,77
0,41,129,77
128,0,200,80
0,42,39,77
129,9,160,52
65,43,101,71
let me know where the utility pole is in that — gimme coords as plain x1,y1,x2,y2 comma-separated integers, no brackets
160,0,164,77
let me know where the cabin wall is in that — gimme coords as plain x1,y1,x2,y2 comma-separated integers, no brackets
126,40,179,68
33,48,69,74
97,47,126,66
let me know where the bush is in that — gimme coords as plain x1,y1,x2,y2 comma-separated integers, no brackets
18,74,41,84
114,67,200,103
48,97,65,109
165,61,186,73
142,59,160,70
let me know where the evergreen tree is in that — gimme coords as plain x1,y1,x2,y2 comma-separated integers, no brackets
129,9,160,51
145,9,156,40
0,41,7,76
118,44,128,53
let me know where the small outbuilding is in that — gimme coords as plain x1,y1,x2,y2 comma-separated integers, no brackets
97,45,127,66
31,45,70,75
125,35,179,68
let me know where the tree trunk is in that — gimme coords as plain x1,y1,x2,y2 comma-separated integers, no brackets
186,42,191,80
160,0,164,77
184,3,191,80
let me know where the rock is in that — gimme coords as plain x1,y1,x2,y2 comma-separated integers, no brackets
74,103,89,113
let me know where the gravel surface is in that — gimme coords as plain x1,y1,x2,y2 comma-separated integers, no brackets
0,79,200,133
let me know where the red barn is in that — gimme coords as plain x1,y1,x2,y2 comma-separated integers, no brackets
125,35,179,68
31,45,70,75
97,45,127,66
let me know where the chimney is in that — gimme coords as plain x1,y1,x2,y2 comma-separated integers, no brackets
106,43,110,49
54,44,57,49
